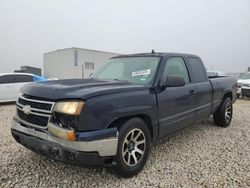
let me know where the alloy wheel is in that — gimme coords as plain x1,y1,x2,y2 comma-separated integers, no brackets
122,128,146,166
225,102,232,123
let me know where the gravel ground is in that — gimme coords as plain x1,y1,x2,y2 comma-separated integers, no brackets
0,100,250,188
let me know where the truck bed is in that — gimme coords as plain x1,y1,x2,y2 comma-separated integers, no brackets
209,76,237,114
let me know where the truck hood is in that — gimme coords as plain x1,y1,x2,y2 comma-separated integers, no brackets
238,79,250,84
21,79,147,101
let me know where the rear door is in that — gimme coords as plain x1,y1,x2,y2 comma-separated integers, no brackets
186,57,213,121
157,56,196,137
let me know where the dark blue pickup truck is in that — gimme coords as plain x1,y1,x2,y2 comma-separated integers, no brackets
11,52,237,177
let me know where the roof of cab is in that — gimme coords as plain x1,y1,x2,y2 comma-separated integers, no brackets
112,52,200,59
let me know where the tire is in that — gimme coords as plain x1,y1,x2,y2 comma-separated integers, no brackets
213,97,233,127
113,118,151,178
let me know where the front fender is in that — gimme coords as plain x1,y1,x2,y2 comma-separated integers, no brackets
78,89,158,133
105,104,158,142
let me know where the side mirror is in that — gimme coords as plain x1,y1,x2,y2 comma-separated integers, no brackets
160,75,185,88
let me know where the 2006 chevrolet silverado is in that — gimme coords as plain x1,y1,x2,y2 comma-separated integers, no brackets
11,52,237,177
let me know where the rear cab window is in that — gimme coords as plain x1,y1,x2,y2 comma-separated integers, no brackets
187,57,208,83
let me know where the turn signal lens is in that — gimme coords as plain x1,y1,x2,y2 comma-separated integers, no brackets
68,130,76,141
48,123,76,141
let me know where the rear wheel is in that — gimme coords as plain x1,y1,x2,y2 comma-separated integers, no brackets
213,97,233,127
113,118,151,177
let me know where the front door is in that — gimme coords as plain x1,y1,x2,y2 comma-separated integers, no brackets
157,57,196,137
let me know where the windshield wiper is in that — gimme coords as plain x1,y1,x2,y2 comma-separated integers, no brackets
113,79,130,83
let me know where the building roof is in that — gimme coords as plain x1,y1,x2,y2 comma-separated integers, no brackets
44,47,121,55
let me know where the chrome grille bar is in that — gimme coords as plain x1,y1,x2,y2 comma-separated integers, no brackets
16,95,55,129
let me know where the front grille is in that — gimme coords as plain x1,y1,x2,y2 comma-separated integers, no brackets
242,88,250,96
17,109,49,127
18,97,53,111
16,95,55,129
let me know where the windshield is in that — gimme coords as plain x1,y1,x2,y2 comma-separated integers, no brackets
239,73,250,80
93,57,160,85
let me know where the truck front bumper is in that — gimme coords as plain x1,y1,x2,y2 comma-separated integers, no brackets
11,119,118,166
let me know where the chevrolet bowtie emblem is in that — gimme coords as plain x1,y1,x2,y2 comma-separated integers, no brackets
23,105,31,115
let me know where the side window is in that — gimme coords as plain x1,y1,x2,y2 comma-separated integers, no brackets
162,57,190,84
85,62,94,70
0,76,6,84
188,57,207,82
15,75,33,83
0,75,33,84
0,75,15,84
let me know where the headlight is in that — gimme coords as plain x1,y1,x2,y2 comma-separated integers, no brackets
53,101,84,115
242,84,250,87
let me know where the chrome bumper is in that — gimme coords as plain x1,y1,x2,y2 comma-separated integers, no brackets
11,119,118,157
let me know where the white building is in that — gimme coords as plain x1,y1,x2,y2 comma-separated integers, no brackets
43,47,119,79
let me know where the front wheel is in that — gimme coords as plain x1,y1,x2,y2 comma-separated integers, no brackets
113,118,151,178
213,97,233,127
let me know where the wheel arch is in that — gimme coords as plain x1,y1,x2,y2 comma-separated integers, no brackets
223,91,233,100
106,114,156,142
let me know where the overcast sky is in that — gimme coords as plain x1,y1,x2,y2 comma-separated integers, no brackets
0,0,250,73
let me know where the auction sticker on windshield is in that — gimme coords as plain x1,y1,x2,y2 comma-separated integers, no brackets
132,69,150,77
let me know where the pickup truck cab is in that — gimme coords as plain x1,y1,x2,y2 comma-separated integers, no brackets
11,52,237,177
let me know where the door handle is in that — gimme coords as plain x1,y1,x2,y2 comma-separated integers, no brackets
189,90,196,95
